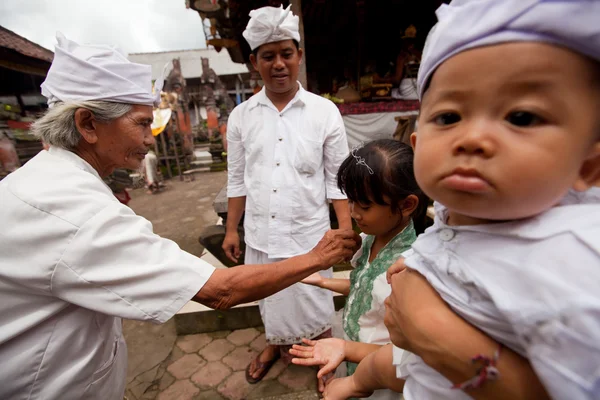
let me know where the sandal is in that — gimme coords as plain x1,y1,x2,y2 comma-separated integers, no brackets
245,350,281,384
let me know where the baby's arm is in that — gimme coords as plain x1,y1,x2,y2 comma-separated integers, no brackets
351,344,405,393
301,273,351,296
322,344,404,400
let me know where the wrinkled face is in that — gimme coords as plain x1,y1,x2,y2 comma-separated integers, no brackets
349,197,404,237
251,40,302,95
94,105,155,172
413,43,600,224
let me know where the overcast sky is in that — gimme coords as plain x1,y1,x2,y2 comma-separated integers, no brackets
0,0,207,54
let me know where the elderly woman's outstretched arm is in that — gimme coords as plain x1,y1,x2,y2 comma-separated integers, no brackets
195,229,360,310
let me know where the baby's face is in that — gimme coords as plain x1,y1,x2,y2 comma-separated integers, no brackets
413,42,600,225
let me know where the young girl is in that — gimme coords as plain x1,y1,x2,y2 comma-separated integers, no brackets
293,139,427,399
320,0,600,399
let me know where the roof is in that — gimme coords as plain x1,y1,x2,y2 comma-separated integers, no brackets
128,48,248,80
0,26,53,63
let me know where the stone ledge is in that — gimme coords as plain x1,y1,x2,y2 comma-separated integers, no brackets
174,293,347,335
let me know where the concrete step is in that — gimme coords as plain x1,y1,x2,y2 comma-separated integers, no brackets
194,143,210,151
193,150,212,161
189,159,213,168
174,249,349,335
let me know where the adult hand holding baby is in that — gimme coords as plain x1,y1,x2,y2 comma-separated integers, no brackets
384,260,451,356
386,257,407,283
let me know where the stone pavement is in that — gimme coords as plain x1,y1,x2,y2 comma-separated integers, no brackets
123,172,323,400
131,328,321,400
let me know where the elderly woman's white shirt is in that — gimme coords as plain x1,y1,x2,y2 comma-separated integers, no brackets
394,191,600,400
0,147,215,399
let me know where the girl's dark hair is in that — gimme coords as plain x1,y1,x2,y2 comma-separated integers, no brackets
337,139,429,234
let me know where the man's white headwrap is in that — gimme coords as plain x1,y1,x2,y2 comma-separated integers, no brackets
41,32,163,107
242,5,300,51
418,0,600,100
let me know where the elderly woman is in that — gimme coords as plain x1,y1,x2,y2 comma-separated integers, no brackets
0,33,359,400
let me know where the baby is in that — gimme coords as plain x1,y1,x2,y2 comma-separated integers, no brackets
323,0,600,399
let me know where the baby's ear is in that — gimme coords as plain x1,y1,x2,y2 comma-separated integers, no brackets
400,194,420,216
573,142,600,191
410,132,417,151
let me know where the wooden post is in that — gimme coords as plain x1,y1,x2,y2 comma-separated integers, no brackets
159,129,172,179
154,134,161,159
235,79,241,104
16,94,26,117
290,0,308,89
194,102,200,127
171,111,184,181
239,74,246,102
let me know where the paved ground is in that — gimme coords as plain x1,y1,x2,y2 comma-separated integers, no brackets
123,172,322,400
126,171,226,258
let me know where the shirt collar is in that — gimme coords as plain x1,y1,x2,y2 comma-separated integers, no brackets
248,81,307,111
48,145,103,181
431,192,599,239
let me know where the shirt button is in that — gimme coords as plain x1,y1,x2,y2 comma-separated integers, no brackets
271,215,275,219
276,162,280,166
273,188,277,193
438,228,455,241
278,138,283,141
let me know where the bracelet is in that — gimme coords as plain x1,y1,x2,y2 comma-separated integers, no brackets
451,344,502,391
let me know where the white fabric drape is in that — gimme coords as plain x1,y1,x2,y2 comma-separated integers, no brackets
343,111,418,150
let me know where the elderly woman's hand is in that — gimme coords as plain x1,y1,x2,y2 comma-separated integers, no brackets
310,229,361,269
383,268,451,355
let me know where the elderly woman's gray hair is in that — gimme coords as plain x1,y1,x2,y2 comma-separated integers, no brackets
31,101,132,150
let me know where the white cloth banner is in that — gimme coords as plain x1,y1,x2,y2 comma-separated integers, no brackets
342,111,418,150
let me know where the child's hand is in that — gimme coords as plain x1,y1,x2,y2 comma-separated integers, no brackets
318,371,334,393
290,338,346,379
322,376,372,400
300,272,323,287
386,257,406,284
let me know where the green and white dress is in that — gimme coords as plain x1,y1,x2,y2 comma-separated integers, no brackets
343,221,416,400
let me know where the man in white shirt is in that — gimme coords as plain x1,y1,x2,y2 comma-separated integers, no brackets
0,33,359,400
222,5,352,383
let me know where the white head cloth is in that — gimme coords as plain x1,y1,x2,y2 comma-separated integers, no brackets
242,5,300,51
41,32,164,107
418,0,600,100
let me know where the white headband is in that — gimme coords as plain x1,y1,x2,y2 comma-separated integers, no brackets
418,0,600,100
41,32,165,107
242,5,300,51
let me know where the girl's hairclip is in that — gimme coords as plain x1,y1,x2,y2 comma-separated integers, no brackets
351,145,374,175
